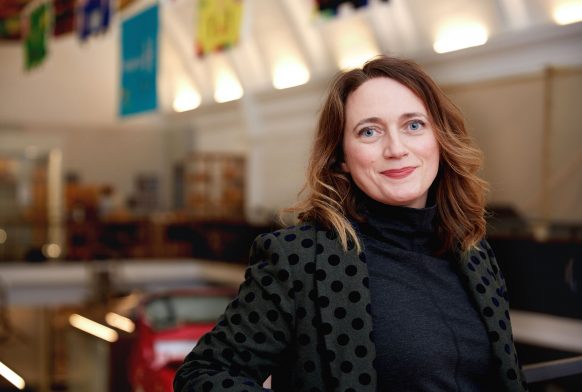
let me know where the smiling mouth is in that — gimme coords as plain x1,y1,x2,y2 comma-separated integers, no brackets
381,167,416,179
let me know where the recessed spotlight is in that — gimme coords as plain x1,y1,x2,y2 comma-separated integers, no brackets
433,23,488,54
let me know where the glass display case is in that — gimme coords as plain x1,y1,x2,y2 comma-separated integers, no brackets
0,148,63,262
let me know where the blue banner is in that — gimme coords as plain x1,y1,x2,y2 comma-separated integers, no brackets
119,4,158,117
77,0,112,41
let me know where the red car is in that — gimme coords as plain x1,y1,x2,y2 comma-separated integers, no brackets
128,287,235,392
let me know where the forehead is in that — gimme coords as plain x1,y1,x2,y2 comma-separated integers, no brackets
345,77,427,122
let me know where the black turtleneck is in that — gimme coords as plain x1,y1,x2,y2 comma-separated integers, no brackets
353,198,500,392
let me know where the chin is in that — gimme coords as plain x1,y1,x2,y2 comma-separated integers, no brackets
383,194,424,208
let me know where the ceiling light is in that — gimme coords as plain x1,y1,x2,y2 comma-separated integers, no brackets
173,88,201,112
273,59,310,89
105,312,135,333
214,71,243,103
553,2,582,25
0,361,25,390
69,314,119,342
433,23,488,54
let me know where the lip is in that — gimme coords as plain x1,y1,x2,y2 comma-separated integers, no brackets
381,167,416,179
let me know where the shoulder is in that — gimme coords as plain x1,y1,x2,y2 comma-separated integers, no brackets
463,239,497,267
461,239,508,294
251,222,325,251
474,239,502,276
250,222,345,265
249,223,315,266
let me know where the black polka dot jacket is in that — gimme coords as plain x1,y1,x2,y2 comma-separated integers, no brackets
174,223,527,392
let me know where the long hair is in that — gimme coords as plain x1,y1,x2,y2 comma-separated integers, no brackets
286,56,488,254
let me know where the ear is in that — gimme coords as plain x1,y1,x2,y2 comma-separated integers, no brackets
340,162,350,173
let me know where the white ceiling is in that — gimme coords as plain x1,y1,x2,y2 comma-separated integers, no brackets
162,0,580,95
0,0,581,128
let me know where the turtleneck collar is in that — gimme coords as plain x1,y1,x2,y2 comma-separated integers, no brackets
356,195,438,253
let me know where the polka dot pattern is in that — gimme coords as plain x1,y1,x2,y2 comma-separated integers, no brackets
173,227,525,392
308,230,378,391
458,239,528,391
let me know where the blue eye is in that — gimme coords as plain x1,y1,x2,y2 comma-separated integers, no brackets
407,120,424,131
359,127,377,138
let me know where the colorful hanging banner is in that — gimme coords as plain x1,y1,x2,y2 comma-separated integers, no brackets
77,0,111,41
196,0,244,57
315,0,389,17
118,0,139,11
23,1,52,70
0,15,22,40
317,0,367,17
54,0,76,37
119,4,159,117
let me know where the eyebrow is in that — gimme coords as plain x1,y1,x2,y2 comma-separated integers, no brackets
401,112,428,120
352,117,384,131
352,112,428,132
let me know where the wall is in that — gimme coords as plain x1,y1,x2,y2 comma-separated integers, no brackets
0,126,169,210
445,68,582,222
60,127,169,209
445,75,545,216
548,69,582,221
0,34,118,128
243,83,324,219
172,81,324,221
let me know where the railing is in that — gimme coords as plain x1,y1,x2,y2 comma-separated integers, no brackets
523,355,582,383
512,310,582,384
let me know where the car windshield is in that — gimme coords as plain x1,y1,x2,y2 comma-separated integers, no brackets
144,294,231,331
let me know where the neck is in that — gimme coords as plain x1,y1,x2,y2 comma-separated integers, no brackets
357,195,438,253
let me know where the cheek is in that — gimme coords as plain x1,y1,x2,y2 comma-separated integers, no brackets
344,144,377,169
425,141,440,178
349,156,376,175
418,136,440,165
343,145,361,171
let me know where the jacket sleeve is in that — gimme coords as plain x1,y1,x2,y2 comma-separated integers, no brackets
174,233,295,392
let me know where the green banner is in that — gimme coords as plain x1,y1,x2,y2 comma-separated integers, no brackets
24,2,51,70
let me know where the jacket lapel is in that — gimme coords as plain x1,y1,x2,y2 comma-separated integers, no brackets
314,228,377,391
458,244,527,391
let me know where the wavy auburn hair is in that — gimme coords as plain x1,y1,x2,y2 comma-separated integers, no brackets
287,56,488,253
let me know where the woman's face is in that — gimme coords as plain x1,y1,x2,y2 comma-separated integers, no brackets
341,77,440,209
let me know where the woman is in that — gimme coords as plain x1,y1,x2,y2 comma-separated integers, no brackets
174,56,527,391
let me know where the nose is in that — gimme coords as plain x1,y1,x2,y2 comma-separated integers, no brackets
383,130,408,159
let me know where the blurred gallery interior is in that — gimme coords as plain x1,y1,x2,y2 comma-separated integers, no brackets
0,0,581,390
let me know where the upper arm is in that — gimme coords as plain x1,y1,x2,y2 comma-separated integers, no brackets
174,233,295,391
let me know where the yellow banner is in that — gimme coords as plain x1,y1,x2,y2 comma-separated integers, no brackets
196,0,243,57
